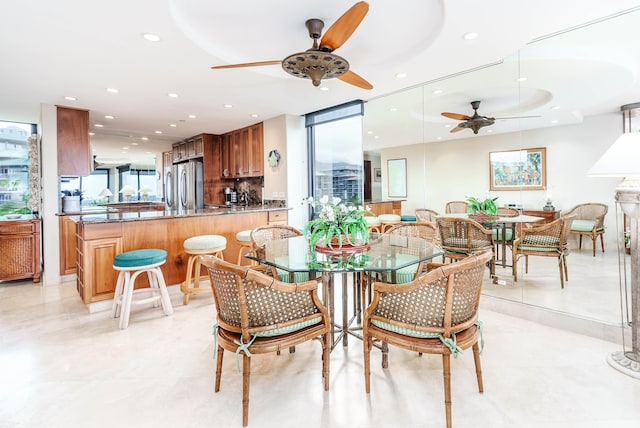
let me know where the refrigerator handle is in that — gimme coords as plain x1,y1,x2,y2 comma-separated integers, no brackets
165,171,173,208
180,168,188,207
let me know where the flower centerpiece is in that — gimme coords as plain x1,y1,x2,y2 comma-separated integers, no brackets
303,196,372,253
466,195,499,221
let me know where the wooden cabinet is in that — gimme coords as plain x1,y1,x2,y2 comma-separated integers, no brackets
172,134,205,163
57,106,90,176
220,122,264,178
59,216,77,275
268,210,288,225
0,218,41,283
367,200,403,216
522,209,560,224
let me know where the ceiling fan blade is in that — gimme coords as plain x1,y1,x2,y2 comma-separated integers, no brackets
450,126,465,133
320,1,369,51
442,112,470,120
338,70,373,90
211,60,281,69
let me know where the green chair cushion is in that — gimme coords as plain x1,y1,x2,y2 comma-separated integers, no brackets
492,229,514,241
571,219,596,232
521,235,560,246
253,317,322,337
378,253,420,284
114,249,167,268
444,237,492,249
401,215,416,222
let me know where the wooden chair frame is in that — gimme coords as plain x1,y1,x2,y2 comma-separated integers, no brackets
562,202,608,256
436,217,495,276
415,208,440,222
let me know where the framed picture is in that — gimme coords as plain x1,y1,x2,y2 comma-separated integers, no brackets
374,168,382,182
489,147,546,191
387,158,407,197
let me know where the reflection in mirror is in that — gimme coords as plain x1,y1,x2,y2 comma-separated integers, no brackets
363,8,640,326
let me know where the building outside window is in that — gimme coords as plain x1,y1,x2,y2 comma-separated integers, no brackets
0,121,35,215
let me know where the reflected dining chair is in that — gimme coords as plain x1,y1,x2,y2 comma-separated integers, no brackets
201,255,330,426
493,207,520,259
562,202,608,256
381,222,439,283
363,251,492,428
445,201,469,214
512,215,575,288
415,208,440,222
436,217,495,276
250,225,309,282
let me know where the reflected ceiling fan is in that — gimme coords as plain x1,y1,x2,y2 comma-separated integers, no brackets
442,100,538,134
211,1,373,90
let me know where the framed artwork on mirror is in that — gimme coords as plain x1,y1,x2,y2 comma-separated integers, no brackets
489,147,546,191
387,158,407,197
374,167,381,182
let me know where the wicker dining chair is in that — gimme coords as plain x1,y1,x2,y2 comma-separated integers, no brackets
250,225,308,282
445,201,469,214
562,202,608,256
363,251,492,428
380,222,439,283
436,216,495,276
201,255,330,427
493,207,520,256
512,215,575,288
415,208,440,222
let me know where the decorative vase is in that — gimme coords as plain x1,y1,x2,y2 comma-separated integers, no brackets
468,213,500,222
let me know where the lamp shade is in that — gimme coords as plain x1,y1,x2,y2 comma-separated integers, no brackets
138,185,153,194
588,132,640,177
98,188,113,198
119,185,136,195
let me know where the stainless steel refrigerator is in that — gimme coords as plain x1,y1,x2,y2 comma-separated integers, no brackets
173,159,204,210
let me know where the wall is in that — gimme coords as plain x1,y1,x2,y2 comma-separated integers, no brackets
381,111,622,246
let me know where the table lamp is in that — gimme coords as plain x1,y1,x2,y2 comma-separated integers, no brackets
588,131,640,378
98,188,113,203
119,184,136,202
138,185,153,201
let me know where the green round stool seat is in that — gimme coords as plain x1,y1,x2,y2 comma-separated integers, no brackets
184,235,227,251
114,249,167,268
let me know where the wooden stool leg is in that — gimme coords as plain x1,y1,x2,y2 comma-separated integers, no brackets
182,254,197,305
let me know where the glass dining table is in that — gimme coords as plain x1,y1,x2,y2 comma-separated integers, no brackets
246,233,444,354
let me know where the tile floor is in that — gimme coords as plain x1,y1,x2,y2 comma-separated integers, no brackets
2,263,640,428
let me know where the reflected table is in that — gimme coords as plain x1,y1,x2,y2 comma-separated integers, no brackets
247,233,444,354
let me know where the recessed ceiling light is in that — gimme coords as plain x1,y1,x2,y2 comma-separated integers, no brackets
88,132,95,136
250,114,259,118
104,115,114,120
436,136,442,140
64,96,77,101
319,86,329,91
551,105,561,110
463,32,479,40
551,119,559,124
143,33,161,42
487,129,493,133
188,114,196,119
106,88,119,93
432,89,443,94
367,131,373,135
390,107,398,112
223,104,233,108
131,142,139,146
169,124,177,127
155,130,163,134
168,93,178,98
444,124,451,128
122,146,129,150
516,76,528,82
94,123,104,128
141,137,149,141
395,72,407,79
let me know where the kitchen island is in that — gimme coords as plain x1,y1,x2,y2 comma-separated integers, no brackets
70,205,288,305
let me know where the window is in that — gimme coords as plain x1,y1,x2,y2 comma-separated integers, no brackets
0,120,35,214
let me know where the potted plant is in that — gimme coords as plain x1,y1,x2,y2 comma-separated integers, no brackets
303,196,372,251
466,195,499,220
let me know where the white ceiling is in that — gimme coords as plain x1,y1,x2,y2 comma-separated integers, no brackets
1,0,640,165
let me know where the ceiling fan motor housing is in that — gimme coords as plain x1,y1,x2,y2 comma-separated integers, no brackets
282,51,349,86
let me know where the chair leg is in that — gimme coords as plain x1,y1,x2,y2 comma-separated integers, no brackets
242,354,251,427
600,233,605,254
364,336,371,393
472,342,484,393
558,257,565,289
215,345,224,392
579,235,583,249
442,354,452,428
323,331,330,391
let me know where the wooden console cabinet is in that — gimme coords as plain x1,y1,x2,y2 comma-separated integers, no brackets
521,209,561,224
0,218,41,282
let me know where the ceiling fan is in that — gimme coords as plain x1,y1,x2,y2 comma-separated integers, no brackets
211,1,372,90
441,100,538,134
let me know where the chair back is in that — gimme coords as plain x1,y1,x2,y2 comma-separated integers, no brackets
369,251,492,336
250,225,303,248
497,207,520,217
415,208,439,222
518,215,575,250
436,217,494,253
385,221,438,244
201,255,325,342
563,203,608,227
445,201,469,214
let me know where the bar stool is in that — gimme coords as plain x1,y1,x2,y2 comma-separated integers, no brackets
111,248,173,329
378,214,402,232
365,215,381,233
181,234,226,305
236,229,254,265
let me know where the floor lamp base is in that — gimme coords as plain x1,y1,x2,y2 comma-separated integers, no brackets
607,351,640,379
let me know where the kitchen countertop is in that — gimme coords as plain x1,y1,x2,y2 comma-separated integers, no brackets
68,205,290,224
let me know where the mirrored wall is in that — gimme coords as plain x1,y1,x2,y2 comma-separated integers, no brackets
363,8,640,325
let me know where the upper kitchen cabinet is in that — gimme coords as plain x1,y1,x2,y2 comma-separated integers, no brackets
57,106,90,176
172,134,205,163
220,122,263,178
